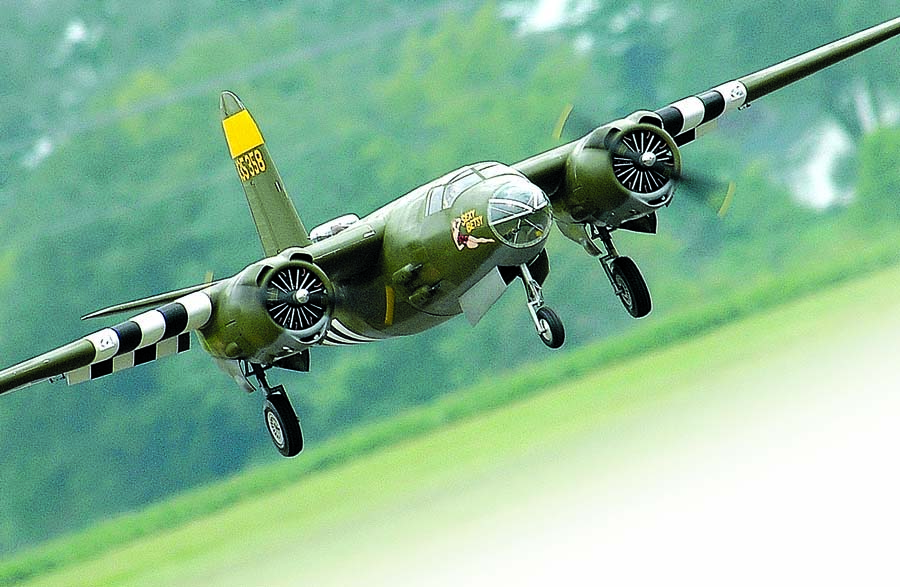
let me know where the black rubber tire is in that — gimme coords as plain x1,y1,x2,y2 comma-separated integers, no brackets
536,306,565,349
611,256,651,318
263,393,304,458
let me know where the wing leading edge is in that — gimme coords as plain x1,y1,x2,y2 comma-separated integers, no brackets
515,15,900,189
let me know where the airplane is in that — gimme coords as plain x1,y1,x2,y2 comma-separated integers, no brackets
2,16,899,457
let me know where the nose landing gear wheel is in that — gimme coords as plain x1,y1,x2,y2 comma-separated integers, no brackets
611,256,651,318
517,261,566,349
536,306,565,349
263,389,303,458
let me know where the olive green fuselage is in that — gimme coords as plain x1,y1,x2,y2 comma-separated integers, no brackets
197,162,553,364
315,163,551,340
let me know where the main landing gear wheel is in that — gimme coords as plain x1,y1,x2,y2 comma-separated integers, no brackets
585,225,653,320
536,306,565,349
248,364,304,458
611,256,651,318
263,388,303,458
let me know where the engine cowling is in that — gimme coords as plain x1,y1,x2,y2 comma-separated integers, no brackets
558,113,681,228
199,252,334,365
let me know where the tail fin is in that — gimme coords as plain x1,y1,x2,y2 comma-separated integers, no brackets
220,91,311,254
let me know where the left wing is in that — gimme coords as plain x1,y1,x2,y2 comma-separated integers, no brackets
657,14,900,147
515,15,900,193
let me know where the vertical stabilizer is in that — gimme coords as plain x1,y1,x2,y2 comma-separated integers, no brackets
220,91,311,254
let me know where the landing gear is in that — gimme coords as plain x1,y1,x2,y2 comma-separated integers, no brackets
610,257,651,318
519,262,565,349
536,306,565,349
250,363,303,457
589,226,652,318
264,392,303,457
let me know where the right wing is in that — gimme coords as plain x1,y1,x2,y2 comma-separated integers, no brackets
220,91,312,255
0,290,213,395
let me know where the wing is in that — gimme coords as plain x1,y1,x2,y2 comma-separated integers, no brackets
81,280,218,320
0,213,386,397
0,290,214,395
306,213,386,281
221,91,312,255
656,15,900,147
515,15,900,192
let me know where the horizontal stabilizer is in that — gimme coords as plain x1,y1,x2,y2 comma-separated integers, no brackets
82,281,217,320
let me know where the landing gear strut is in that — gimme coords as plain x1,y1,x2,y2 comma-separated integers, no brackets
588,226,652,318
250,363,303,457
519,262,565,349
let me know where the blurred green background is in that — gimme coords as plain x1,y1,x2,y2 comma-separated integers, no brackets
1,0,898,562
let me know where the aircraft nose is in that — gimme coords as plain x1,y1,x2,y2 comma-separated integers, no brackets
487,181,553,249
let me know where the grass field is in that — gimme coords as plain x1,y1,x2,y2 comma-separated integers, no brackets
9,262,900,586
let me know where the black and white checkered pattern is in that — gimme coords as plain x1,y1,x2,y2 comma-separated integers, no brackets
65,291,213,384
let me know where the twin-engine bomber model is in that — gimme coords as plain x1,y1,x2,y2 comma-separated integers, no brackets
2,16,900,456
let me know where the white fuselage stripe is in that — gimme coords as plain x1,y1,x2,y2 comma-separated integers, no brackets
330,320,383,343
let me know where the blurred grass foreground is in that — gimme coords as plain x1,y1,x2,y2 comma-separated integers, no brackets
6,247,900,585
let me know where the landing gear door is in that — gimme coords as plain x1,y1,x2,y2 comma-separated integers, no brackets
459,267,508,326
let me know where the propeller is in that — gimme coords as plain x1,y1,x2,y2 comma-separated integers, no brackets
555,103,737,217
677,175,736,218
552,103,575,141
607,123,735,217
264,265,329,331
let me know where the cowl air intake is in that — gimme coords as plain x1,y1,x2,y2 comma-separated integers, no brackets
560,114,681,228
610,125,678,196
199,255,334,364
264,263,330,332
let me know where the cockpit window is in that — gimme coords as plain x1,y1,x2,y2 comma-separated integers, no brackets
425,186,444,216
422,163,528,217
443,170,481,208
487,181,552,248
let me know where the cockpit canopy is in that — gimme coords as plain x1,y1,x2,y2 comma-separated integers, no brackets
425,162,532,216
420,162,553,249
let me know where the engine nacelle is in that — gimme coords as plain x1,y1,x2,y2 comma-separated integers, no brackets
199,251,334,365
557,112,681,228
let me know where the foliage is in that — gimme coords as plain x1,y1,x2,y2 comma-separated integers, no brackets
850,127,900,226
0,0,898,556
